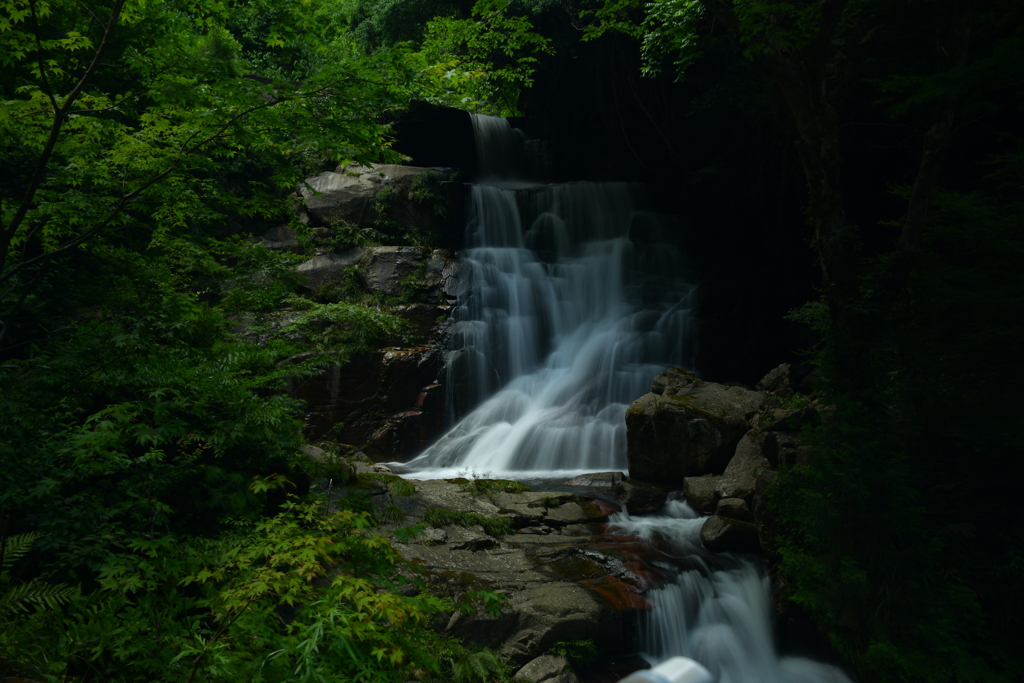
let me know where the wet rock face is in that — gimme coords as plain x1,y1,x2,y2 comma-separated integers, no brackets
626,368,764,485
286,247,463,459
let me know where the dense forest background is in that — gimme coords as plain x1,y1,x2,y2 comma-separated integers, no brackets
2,0,1022,681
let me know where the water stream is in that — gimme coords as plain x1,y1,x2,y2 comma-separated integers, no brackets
404,115,695,480
402,114,851,682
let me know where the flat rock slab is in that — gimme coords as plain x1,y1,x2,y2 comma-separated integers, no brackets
380,477,644,668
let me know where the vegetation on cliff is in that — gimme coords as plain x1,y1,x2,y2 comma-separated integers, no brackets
3,0,1023,681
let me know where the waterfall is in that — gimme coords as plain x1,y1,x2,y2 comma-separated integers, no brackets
611,501,853,683
403,115,695,478
402,114,850,683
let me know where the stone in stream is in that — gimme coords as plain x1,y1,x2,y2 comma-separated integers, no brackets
626,368,764,485
715,430,772,501
700,514,761,553
715,497,753,522
616,479,667,515
682,475,722,514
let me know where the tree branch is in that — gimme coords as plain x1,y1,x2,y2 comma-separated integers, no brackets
0,0,127,276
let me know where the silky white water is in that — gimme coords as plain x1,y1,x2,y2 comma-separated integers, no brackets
403,115,695,480
610,501,854,683
402,115,850,682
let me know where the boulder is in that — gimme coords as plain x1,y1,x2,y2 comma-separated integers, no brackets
294,248,364,290
513,655,579,683
617,480,667,516
715,497,752,522
650,366,697,395
756,363,797,397
262,224,304,253
715,431,772,501
361,246,444,298
299,163,433,226
762,405,821,433
626,370,763,485
295,246,458,304
498,584,614,668
682,475,722,514
700,515,761,553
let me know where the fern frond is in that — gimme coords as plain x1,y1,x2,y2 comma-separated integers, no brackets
0,533,43,572
1,578,79,616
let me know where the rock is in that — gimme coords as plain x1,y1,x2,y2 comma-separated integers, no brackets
564,472,625,487
715,497,752,522
353,461,394,475
299,444,326,461
700,515,761,553
715,431,772,501
626,371,764,485
361,246,440,298
492,492,552,528
388,303,444,340
650,366,697,395
387,480,640,668
513,655,579,683
682,475,722,514
287,344,444,456
262,224,305,253
617,480,667,515
294,248,364,289
756,363,797,398
545,502,599,526
299,163,433,226
763,405,821,432
444,524,498,551
498,584,613,668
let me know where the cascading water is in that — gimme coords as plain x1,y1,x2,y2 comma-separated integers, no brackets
403,114,695,479
402,114,850,682
610,501,853,683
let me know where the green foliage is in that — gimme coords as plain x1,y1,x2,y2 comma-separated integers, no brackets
277,297,410,358
582,0,705,79
415,0,554,115
547,639,597,664
5,500,480,682
448,478,532,494
0,533,79,619
299,445,357,483
422,508,513,538
0,0,416,319
772,179,1024,682
441,644,509,682
358,472,419,498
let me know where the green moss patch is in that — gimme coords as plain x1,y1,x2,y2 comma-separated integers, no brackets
422,508,513,538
